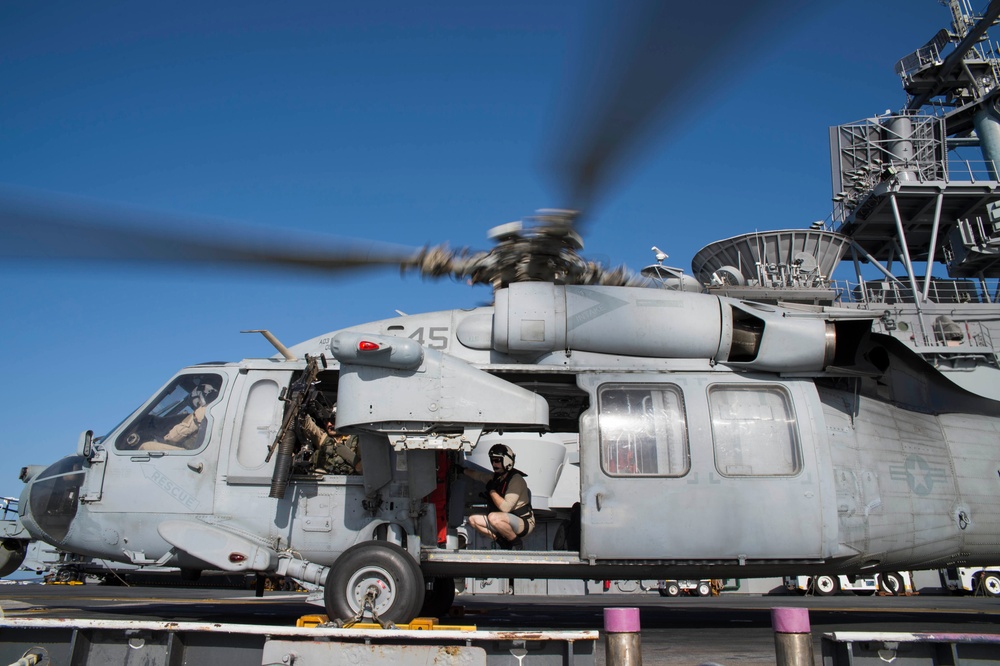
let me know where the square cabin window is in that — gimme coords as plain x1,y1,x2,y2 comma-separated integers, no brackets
708,385,800,476
598,384,689,477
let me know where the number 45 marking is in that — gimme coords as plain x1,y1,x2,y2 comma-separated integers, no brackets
408,326,448,349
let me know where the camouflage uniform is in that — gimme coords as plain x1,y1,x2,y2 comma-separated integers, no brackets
319,434,361,475
300,414,362,475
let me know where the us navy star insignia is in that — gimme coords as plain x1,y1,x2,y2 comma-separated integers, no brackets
889,454,948,496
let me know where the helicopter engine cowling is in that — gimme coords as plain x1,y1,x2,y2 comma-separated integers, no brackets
493,283,842,373
493,282,723,358
721,300,836,373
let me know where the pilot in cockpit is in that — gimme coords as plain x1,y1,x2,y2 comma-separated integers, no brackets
136,378,221,451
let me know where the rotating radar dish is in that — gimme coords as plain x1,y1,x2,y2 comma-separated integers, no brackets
794,252,819,273
711,266,745,286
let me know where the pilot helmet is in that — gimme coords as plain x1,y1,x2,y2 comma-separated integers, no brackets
313,405,334,423
191,383,218,409
488,443,515,473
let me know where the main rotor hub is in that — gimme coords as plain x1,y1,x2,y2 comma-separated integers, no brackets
407,209,634,288
488,209,584,251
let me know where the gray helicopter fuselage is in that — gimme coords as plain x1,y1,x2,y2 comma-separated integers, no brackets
17,283,1000,583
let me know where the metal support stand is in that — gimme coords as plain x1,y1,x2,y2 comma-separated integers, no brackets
604,607,642,666
772,607,814,666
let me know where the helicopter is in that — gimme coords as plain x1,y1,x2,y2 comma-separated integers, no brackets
5,0,1000,625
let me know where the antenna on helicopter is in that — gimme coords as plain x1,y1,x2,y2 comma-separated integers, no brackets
242,330,297,361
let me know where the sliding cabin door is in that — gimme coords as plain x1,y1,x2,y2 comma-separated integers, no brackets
577,374,829,561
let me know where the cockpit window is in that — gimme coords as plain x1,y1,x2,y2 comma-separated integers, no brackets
114,373,224,453
28,456,85,544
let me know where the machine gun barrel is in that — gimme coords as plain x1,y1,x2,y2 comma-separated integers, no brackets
267,354,325,499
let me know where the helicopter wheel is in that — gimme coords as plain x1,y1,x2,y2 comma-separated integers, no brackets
419,577,457,618
324,542,424,624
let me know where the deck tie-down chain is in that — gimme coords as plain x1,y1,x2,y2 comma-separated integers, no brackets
321,585,396,630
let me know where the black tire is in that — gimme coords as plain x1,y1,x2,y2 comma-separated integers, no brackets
696,582,711,597
814,575,839,596
878,572,903,596
419,577,457,618
324,542,424,624
981,573,1000,597
399,540,427,615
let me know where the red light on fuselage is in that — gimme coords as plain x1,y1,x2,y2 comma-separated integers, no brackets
358,341,380,352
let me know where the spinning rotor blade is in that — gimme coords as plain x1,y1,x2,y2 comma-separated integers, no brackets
1,2,808,288
0,189,638,288
0,188,420,276
551,0,800,213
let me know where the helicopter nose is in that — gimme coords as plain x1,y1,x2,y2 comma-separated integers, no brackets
19,455,86,546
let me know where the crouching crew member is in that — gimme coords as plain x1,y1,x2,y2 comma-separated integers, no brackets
460,443,534,550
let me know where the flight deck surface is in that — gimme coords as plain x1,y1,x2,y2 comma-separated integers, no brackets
3,585,1000,665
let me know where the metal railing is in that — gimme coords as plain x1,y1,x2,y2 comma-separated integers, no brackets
950,158,999,183
832,157,1000,224
1,497,17,521
833,280,998,349
842,279,986,306
895,43,942,79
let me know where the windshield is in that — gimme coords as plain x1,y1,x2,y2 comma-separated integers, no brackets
26,456,85,544
115,373,224,452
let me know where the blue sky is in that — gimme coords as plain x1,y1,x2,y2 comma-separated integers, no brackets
0,0,962,490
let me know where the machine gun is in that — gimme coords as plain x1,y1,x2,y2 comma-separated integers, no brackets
267,354,326,499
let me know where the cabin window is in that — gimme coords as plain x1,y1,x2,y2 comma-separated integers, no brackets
236,379,281,469
708,385,800,476
597,384,689,477
114,373,224,453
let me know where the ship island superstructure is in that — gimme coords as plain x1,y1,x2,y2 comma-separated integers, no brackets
688,0,1000,401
